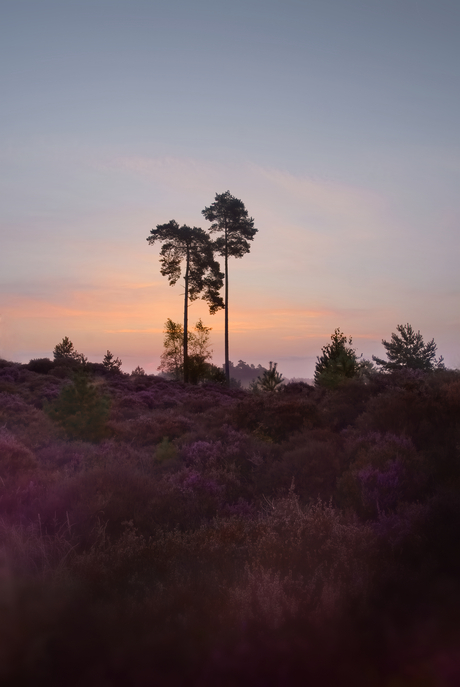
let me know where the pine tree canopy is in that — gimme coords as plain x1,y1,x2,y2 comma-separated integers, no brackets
202,191,257,259
314,329,361,387
147,220,224,313
372,323,444,371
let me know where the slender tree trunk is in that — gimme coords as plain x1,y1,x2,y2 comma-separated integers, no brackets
224,226,230,385
184,248,189,384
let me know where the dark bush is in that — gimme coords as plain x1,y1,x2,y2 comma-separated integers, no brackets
0,429,38,478
51,365,73,379
84,362,110,376
108,410,192,446
337,431,429,518
281,381,315,395
45,372,111,442
232,395,320,442
261,429,343,501
27,358,55,374
318,378,378,431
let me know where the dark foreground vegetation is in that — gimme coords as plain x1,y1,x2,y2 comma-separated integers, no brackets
1,356,460,685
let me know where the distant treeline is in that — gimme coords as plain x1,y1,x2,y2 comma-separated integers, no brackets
228,360,267,386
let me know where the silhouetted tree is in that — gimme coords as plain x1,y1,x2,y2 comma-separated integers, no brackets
255,362,284,392
102,350,122,373
372,323,444,371
158,318,216,384
202,191,257,384
53,337,87,365
314,328,361,387
158,318,189,380
187,319,212,383
147,221,224,383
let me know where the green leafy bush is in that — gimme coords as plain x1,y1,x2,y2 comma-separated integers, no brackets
155,437,178,463
45,371,111,441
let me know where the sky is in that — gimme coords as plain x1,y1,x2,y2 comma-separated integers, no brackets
1,0,459,377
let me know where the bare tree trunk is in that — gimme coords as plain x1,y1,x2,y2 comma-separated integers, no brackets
224,227,230,385
184,248,189,384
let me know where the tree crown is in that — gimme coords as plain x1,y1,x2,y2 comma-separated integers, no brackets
314,328,361,387
372,323,444,371
202,191,257,259
102,350,123,373
255,362,284,392
53,337,86,364
147,220,224,313
158,318,215,383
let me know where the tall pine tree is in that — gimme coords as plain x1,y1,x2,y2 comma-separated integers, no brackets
147,221,223,383
202,191,257,384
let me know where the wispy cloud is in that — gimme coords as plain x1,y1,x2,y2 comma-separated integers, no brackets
108,155,384,233
111,155,222,196
105,328,163,334
250,164,383,233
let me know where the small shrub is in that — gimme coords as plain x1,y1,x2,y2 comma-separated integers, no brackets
262,430,342,501
254,362,284,392
45,371,111,442
155,437,178,463
0,393,56,449
232,395,319,441
319,378,376,431
102,350,123,374
338,432,427,518
110,391,151,420
183,440,225,468
0,363,23,381
245,490,378,617
50,365,73,379
108,411,191,446
0,379,16,394
0,429,37,477
281,381,315,395
27,358,55,374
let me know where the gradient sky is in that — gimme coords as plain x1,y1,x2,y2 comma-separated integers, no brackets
1,0,459,377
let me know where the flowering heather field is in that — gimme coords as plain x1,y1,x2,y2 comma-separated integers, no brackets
1,358,460,685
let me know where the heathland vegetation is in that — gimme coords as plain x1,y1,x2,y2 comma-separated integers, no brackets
1,192,456,684
0,317,459,685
